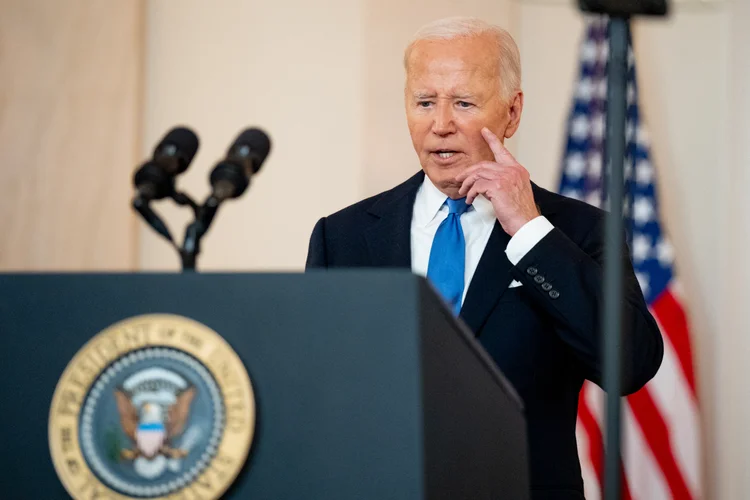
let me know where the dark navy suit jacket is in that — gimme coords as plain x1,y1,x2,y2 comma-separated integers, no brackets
305,171,663,500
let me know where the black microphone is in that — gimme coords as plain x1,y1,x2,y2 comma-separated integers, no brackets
194,128,271,235
133,127,200,200
209,128,271,202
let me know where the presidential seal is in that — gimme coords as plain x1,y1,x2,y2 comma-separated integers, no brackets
48,314,255,499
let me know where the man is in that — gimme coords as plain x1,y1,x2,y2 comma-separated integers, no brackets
306,17,663,500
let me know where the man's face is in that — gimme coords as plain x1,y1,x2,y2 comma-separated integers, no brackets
405,35,522,197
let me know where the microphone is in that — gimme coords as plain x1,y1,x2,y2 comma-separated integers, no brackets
194,128,271,236
133,127,200,200
209,128,271,202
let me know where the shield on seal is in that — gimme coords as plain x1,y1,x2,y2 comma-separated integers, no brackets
136,421,167,458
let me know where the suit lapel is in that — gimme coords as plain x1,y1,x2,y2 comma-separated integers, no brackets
459,221,515,335
362,176,549,331
364,172,424,268
459,182,556,334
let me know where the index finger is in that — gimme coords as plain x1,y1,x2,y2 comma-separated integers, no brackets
481,127,512,163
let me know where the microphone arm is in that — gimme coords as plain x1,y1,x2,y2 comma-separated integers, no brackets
132,195,175,244
136,173,237,272
179,187,230,272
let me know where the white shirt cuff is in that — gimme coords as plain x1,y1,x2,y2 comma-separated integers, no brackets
505,216,554,265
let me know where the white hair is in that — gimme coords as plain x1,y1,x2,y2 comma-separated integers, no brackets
404,17,522,102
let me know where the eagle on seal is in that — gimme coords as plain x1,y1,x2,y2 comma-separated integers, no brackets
114,387,196,460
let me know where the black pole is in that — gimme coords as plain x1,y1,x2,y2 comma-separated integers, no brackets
180,196,223,271
603,16,629,500
181,222,201,272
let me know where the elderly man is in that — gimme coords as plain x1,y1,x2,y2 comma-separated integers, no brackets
306,17,663,500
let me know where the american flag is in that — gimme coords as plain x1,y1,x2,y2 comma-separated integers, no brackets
558,16,702,500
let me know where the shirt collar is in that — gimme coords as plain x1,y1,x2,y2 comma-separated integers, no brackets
413,174,449,227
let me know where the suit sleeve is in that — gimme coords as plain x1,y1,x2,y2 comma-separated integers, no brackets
512,217,664,395
305,217,328,270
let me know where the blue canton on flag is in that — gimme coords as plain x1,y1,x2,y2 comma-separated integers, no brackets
558,18,673,305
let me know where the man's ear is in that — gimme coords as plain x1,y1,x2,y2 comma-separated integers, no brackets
504,91,524,139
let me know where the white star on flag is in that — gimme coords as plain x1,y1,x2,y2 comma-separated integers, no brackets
632,233,652,263
624,155,634,180
571,115,590,141
581,41,598,64
599,43,609,63
636,126,650,148
636,159,654,186
577,78,594,101
626,120,636,141
588,153,602,177
656,238,675,267
596,79,607,100
566,153,587,179
585,191,601,207
562,188,582,201
633,196,654,225
591,113,606,140
635,271,650,296
627,83,636,106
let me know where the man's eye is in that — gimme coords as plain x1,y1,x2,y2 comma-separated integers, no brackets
418,101,433,108
457,101,473,108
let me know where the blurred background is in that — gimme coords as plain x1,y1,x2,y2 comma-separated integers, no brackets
0,0,747,498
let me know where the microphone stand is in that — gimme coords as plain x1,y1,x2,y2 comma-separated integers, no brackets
601,16,629,500
180,222,201,271
180,195,222,272
576,5,666,499
132,126,268,272
132,186,207,271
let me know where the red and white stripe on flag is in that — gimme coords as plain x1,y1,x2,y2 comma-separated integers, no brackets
577,285,701,499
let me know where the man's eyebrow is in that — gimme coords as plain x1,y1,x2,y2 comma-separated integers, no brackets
411,91,477,99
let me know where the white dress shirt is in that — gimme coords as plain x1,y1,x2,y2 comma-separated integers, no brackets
410,174,554,307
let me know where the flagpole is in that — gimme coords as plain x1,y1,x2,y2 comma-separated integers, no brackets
602,16,629,500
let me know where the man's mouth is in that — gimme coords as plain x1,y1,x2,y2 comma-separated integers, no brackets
432,149,460,159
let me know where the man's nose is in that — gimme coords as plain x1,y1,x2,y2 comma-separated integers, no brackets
432,101,456,136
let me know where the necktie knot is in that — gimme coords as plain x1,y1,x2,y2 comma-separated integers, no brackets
445,197,470,216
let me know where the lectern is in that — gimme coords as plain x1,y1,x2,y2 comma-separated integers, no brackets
0,271,529,499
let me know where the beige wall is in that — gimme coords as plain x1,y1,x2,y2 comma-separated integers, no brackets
0,0,143,271
139,0,366,271
721,0,750,495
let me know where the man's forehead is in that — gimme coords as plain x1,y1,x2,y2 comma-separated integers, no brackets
406,49,499,93
406,36,499,72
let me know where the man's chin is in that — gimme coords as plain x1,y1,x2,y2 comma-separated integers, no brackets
423,165,467,198
425,156,465,172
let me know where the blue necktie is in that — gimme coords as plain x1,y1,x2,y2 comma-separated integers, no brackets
427,197,470,315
